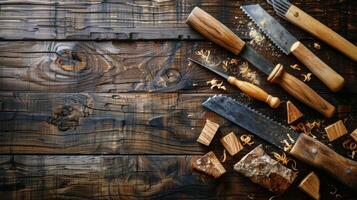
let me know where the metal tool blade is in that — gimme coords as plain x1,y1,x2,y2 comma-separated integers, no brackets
202,95,299,150
188,58,229,79
240,45,274,75
241,4,297,55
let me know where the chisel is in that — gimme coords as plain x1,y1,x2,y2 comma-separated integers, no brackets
186,7,335,117
188,58,281,108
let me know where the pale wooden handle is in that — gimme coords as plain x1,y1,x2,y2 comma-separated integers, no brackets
227,76,281,109
186,7,246,55
291,134,357,190
285,5,357,62
291,42,345,92
267,64,335,118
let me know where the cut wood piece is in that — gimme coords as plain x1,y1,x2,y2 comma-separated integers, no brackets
192,151,226,178
286,100,303,124
196,119,220,146
220,132,243,156
298,172,320,200
234,145,297,194
351,129,357,142
325,120,348,141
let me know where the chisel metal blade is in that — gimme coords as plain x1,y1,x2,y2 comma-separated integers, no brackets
241,4,298,55
202,95,299,150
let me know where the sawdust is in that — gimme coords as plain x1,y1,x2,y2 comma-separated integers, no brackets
207,79,227,91
238,62,260,85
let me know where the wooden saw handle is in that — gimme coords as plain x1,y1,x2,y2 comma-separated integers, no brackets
290,134,357,190
186,7,246,55
227,76,281,108
291,41,345,92
285,5,357,62
267,64,335,118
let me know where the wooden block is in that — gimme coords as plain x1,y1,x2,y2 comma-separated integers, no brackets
287,100,303,124
196,119,219,146
351,128,357,142
325,120,348,141
234,145,297,194
299,172,320,200
192,151,226,178
220,132,243,156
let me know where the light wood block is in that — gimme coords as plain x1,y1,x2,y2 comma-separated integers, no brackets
220,132,243,156
196,119,219,146
287,100,303,124
299,172,320,200
325,120,347,141
192,151,226,178
351,129,357,142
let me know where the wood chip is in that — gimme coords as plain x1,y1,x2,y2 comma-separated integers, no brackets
325,120,348,141
301,73,312,82
192,151,226,178
220,132,243,156
299,172,320,200
287,101,303,124
313,43,321,50
234,145,297,194
290,64,301,70
196,119,219,146
351,128,357,142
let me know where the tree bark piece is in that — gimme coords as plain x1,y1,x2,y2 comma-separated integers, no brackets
287,100,303,124
298,172,320,200
192,151,226,178
197,119,220,146
325,120,348,141
220,132,243,156
233,145,297,194
351,129,357,142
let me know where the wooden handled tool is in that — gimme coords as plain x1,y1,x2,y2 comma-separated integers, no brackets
269,0,357,62
186,7,335,117
188,58,281,108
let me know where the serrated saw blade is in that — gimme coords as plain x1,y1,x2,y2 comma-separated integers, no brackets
241,4,298,55
202,95,299,151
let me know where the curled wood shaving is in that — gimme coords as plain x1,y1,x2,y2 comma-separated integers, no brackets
342,138,357,159
195,49,211,62
240,134,254,146
272,151,298,171
207,79,227,91
269,195,279,200
247,193,255,199
221,149,227,163
239,62,259,85
281,139,293,152
222,60,229,72
301,73,312,82
335,194,342,199
287,133,295,143
290,120,322,135
290,64,301,70
329,185,338,195
314,42,321,50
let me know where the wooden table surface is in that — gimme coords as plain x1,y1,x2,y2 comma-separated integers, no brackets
0,0,356,199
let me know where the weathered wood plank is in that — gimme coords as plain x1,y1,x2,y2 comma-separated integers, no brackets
0,92,356,155
0,0,355,40
0,41,356,94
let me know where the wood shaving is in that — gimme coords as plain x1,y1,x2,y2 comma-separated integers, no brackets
240,134,254,146
290,120,322,135
287,133,295,143
222,60,229,72
342,138,357,159
335,194,342,199
229,59,238,65
329,185,337,195
188,59,192,67
301,73,312,82
221,149,227,163
247,193,255,199
248,28,265,45
314,43,321,49
195,49,211,62
239,62,259,85
207,79,226,91
272,151,298,171
281,139,293,152
268,195,279,200
290,64,301,70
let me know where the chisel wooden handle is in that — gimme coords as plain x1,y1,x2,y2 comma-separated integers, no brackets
285,5,357,62
291,41,345,92
227,76,281,108
290,134,357,190
267,64,335,118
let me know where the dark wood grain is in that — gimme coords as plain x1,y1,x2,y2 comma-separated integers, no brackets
0,0,355,40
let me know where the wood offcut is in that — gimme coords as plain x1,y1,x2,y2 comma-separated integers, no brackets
299,172,320,200
325,120,348,141
192,151,226,178
220,132,243,156
287,100,303,124
351,129,357,142
197,119,220,146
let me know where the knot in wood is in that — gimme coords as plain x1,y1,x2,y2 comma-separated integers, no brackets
55,48,87,72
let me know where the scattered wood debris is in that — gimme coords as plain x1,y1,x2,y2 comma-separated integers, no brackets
234,145,297,194
313,43,321,50
197,119,219,146
192,151,226,178
301,73,312,82
239,62,259,85
290,64,301,70
281,139,293,152
351,128,357,142
220,132,244,156
271,151,298,171
248,23,265,45
287,101,303,124
325,120,348,141
290,120,322,136
342,138,356,159
269,195,279,200
206,79,227,91
240,134,254,146
195,49,211,62
329,185,343,199
299,172,320,200
221,149,227,163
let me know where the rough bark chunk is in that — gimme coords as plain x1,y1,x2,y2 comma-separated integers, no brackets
192,151,226,178
220,132,243,156
325,120,347,141
233,145,297,194
197,119,219,146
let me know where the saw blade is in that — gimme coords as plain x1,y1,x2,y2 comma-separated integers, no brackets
202,95,299,151
241,4,298,55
